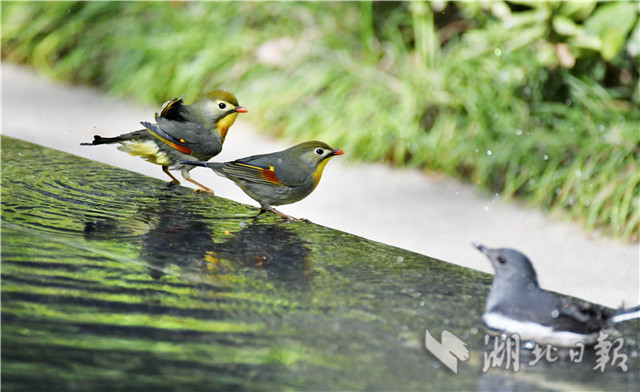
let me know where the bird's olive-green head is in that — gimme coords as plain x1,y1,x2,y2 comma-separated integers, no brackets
198,90,248,141
286,141,344,188
204,89,241,107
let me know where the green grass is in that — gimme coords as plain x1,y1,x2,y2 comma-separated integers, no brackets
2,1,638,240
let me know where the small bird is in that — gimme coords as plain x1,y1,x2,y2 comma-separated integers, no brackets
181,141,344,220
474,243,640,347
81,90,247,193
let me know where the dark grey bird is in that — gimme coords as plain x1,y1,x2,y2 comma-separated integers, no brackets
474,243,639,346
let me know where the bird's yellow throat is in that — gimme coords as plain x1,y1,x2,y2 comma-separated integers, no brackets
312,158,333,189
217,112,239,142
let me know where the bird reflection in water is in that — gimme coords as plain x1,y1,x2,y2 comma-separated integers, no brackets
84,195,214,279
83,195,312,286
205,223,313,290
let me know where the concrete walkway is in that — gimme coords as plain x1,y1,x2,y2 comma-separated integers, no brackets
2,63,638,308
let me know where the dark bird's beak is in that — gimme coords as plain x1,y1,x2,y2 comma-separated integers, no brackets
235,106,248,113
331,149,344,156
472,242,488,254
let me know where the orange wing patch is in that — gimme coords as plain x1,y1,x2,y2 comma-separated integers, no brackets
141,122,193,155
224,163,283,186
261,166,280,184
161,138,192,155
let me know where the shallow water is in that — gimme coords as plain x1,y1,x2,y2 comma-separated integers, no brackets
2,136,638,391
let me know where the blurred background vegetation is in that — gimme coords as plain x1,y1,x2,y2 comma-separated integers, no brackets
2,1,639,241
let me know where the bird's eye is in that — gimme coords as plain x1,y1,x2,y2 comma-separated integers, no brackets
497,256,506,264
315,148,324,155
218,102,227,109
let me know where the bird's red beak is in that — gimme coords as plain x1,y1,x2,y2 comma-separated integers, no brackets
332,149,344,156
236,106,248,113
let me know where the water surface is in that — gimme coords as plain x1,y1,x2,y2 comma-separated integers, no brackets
2,136,637,390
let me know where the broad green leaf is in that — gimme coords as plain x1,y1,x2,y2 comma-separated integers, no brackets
505,8,551,28
558,1,597,22
569,33,602,52
552,15,582,36
583,1,638,59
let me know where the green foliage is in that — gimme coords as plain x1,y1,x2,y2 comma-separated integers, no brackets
2,1,638,240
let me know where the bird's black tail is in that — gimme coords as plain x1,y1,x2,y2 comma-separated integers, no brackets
610,304,640,323
80,135,125,146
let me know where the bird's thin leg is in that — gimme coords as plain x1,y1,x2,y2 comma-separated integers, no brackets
185,178,215,194
252,209,268,221
162,166,181,185
269,207,302,222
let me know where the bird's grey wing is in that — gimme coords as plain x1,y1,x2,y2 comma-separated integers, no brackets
236,154,310,186
151,117,222,159
140,121,195,155
219,158,286,187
